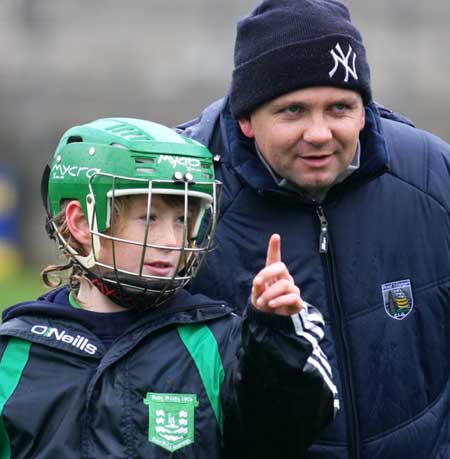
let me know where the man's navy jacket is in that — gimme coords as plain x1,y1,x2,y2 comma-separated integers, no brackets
178,98,450,458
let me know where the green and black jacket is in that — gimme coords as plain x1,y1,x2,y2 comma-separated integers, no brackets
0,286,335,459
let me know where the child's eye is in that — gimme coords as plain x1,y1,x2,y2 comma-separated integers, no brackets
175,215,186,224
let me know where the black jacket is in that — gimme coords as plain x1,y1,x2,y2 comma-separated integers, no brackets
178,98,450,458
0,286,334,458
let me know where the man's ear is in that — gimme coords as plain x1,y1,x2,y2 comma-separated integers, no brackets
65,200,91,251
238,117,255,139
359,107,366,131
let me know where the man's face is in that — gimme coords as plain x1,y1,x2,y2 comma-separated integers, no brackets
239,86,366,198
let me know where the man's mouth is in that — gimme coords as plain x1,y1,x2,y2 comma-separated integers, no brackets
300,154,333,167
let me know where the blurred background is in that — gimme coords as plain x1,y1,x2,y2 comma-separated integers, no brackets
0,0,449,308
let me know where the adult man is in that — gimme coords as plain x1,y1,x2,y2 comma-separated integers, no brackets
177,0,450,457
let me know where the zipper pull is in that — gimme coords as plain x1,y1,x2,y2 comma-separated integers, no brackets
316,206,329,253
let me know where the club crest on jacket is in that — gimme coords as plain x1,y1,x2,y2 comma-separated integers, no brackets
381,279,414,320
144,392,199,452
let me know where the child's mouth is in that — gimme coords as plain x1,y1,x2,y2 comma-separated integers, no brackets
144,261,174,277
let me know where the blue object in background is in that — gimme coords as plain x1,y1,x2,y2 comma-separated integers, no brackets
0,169,21,278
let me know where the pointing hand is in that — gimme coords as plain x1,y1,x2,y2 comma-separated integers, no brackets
251,234,303,316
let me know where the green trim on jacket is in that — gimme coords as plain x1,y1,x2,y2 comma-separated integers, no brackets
0,338,32,459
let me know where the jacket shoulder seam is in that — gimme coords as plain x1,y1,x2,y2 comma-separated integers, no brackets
385,169,450,216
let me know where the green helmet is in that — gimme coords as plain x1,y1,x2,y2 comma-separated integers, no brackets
43,117,220,309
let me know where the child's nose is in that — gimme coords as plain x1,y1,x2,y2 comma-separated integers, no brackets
154,222,180,249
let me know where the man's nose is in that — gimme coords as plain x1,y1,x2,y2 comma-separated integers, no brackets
302,114,332,145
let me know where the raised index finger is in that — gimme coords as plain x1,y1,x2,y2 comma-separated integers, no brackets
266,233,281,267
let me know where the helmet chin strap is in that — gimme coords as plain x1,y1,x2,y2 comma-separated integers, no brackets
82,268,184,310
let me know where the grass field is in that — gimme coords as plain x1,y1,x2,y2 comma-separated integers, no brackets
0,268,47,315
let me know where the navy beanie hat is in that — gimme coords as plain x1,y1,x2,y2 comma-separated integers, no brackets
230,0,372,117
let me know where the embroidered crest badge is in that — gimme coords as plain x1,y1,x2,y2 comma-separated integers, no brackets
143,392,199,452
381,279,414,320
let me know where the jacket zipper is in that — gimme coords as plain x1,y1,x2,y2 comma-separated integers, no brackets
316,206,329,253
315,205,360,459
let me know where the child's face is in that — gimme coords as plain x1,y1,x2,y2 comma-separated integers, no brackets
99,194,190,279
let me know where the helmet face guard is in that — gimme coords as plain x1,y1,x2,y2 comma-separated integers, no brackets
44,118,221,309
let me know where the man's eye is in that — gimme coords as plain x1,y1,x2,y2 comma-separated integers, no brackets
333,103,349,113
283,105,302,114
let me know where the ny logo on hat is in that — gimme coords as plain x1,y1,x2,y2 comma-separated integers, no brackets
329,43,358,82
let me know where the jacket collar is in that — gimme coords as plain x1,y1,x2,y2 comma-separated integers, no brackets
2,285,231,331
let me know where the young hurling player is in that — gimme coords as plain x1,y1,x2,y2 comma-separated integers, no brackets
0,118,337,459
